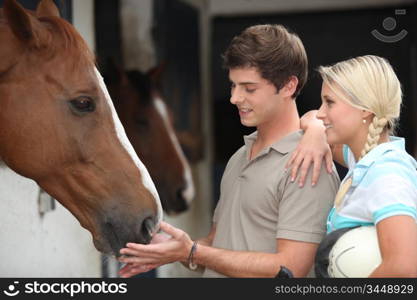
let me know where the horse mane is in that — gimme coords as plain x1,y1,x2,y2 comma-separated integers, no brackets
38,16,95,67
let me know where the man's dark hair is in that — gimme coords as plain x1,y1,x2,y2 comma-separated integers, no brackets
223,24,308,98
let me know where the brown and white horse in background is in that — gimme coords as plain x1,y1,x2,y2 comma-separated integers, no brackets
103,63,195,214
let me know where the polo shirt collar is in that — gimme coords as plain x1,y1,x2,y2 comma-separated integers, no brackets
243,130,302,155
356,136,405,168
349,137,411,187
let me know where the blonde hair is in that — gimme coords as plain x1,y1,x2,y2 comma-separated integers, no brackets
318,55,402,160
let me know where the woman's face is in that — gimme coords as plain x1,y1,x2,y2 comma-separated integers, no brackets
317,81,365,146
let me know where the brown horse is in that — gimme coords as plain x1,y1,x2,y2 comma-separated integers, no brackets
104,64,195,214
0,0,162,256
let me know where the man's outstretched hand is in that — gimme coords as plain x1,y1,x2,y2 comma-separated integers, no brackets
118,221,193,278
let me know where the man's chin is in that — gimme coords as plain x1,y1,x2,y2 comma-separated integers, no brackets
240,119,257,127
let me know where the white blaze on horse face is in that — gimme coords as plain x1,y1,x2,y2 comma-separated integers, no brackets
94,68,163,226
153,98,195,204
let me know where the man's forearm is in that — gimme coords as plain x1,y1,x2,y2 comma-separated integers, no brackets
179,236,213,271
193,244,286,278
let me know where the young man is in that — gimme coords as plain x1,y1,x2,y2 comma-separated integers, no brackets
118,24,340,278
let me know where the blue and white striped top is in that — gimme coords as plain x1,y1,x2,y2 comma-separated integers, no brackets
327,137,417,233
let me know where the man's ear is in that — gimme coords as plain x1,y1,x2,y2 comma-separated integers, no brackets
281,76,299,99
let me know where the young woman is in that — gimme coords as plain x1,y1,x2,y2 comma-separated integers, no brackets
291,55,417,277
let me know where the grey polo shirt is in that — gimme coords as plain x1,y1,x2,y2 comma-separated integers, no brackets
203,130,340,278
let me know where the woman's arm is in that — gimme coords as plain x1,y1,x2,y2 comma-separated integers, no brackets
370,215,417,277
286,110,345,187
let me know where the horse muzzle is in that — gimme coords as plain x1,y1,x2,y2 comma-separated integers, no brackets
95,210,159,256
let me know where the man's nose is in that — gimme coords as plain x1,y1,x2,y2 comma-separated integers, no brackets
230,89,244,104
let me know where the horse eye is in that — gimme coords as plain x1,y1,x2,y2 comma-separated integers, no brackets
69,97,95,114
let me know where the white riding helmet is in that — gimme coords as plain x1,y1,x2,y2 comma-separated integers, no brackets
327,226,382,277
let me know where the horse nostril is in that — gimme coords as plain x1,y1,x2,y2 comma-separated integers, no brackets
177,184,194,204
140,216,155,243
174,188,189,212
176,187,188,201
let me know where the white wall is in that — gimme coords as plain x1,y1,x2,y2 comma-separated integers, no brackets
0,167,101,277
120,0,156,71
72,0,96,52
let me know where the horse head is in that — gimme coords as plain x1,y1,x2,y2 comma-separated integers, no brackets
0,0,163,256
104,61,195,214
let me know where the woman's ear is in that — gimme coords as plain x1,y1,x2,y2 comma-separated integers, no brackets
362,110,374,120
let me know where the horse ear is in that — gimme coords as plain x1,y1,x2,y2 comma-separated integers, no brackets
147,61,167,85
36,0,61,18
3,0,46,47
103,58,128,86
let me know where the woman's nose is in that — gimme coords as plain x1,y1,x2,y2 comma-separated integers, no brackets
317,105,326,120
